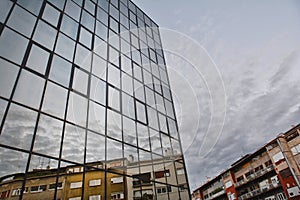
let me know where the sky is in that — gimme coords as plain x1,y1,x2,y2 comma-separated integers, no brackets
132,0,300,190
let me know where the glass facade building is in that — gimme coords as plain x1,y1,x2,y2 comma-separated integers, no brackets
0,0,190,199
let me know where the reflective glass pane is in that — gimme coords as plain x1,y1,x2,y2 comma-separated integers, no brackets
147,106,159,131
150,129,162,155
7,5,36,37
81,10,94,32
34,114,63,157
122,116,137,146
137,123,150,151
86,131,105,162
122,72,133,95
155,93,165,114
13,70,45,109
42,3,60,27
134,80,145,102
73,68,89,95
65,0,81,21
136,100,147,124
48,0,65,10
124,144,138,165
74,44,92,71
0,99,7,124
109,17,119,33
165,99,175,119
17,0,42,15
94,36,107,59
88,101,105,134
0,1,12,23
26,44,50,74
106,109,122,141
79,26,92,49
55,33,75,61
0,147,28,179
122,92,135,119
49,55,72,87
61,14,78,40
0,59,19,98
95,20,107,40
67,92,87,127
107,138,122,161
108,86,120,111
33,20,57,50
121,54,132,75
161,133,171,156
62,123,85,163
92,54,106,80
108,64,120,88
0,103,37,150
42,82,68,119
84,0,95,15
90,75,106,105
109,46,119,66
0,28,28,64
158,113,168,134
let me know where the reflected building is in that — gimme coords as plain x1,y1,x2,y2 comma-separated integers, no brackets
0,0,190,199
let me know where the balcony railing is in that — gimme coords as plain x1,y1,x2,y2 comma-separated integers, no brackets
238,182,280,200
235,166,274,187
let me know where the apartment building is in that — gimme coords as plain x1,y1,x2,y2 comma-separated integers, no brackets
192,124,300,200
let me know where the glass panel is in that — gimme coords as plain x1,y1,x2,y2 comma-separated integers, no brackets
109,46,120,66
49,55,72,87
109,4,119,20
106,109,122,141
124,144,138,165
134,80,145,102
109,17,119,33
0,99,7,124
108,86,120,111
74,43,92,71
94,36,108,59
65,0,81,21
17,0,43,15
171,139,181,156
61,14,79,40
84,0,95,15
88,101,105,134
79,26,92,49
26,44,50,74
42,3,60,27
0,103,37,150
13,70,45,109
133,63,143,82
168,118,178,139
42,82,68,119
0,59,19,98
86,131,105,163
67,92,88,127
147,106,159,131
122,92,135,119
0,28,28,65
90,75,106,105
161,133,172,157
0,147,28,180
106,138,122,161
153,77,162,94
73,68,89,95
139,149,151,162
122,116,137,146
122,72,133,95
136,100,147,124
81,10,94,32
92,54,106,80
137,123,150,151
62,123,85,163
95,20,108,40
96,7,108,26
33,114,63,157
33,20,57,50
55,33,76,62
7,5,36,37
145,87,155,108
120,38,130,55
108,64,120,88
155,93,165,114
150,129,162,155
165,99,175,119
0,1,12,23
98,0,108,13
48,0,65,10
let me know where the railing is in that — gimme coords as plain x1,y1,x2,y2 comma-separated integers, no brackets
238,182,279,200
205,190,226,200
235,166,274,187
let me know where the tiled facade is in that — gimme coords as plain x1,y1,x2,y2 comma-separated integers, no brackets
0,0,190,199
192,124,300,200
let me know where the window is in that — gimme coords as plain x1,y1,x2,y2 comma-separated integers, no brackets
49,182,63,190
133,173,151,186
111,192,124,200
33,20,57,50
157,186,170,194
27,44,50,74
136,100,147,124
89,179,101,186
69,197,81,200
0,59,19,99
154,170,170,179
277,193,286,200
55,33,75,62
30,185,46,193
42,3,60,27
11,188,28,196
89,195,101,200
111,177,123,184
70,182,82,189
273,152,284,164
49,55,72,87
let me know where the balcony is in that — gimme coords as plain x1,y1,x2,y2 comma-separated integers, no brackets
235,166,274,187
238,182,280,200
